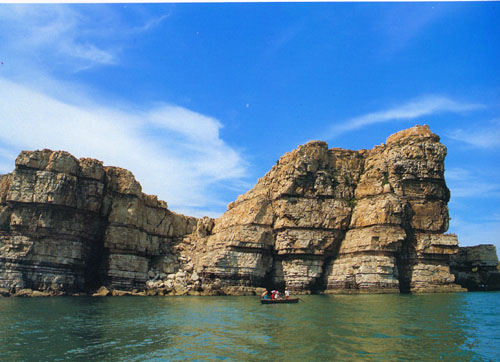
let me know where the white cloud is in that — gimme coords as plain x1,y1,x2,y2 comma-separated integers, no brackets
449,216,500,255
446,167,500,199
0,77,247,217
0,4,167,71
325,95,483,139
0,5,114,69
0,163,13,175
450,183,500,199
444,167,470,181
447,120,500,149
376,4,452,56
130,14,169,33
0,4,241,217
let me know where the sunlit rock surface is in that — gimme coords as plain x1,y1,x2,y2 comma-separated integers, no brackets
2,125,494,297
0,150,196,296
192,125,463,294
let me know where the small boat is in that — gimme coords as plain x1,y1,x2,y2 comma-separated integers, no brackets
261,298,299,304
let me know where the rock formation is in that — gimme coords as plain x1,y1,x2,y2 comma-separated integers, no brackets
1,125,492,297
191,125,464,294
0,149,196,296
450,245,500,291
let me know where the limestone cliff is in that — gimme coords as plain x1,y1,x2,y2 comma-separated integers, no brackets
0,125,483,296
191,125,464,294
0,150,196,296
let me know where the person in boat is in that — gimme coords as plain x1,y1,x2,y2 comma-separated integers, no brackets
284,287,290,300
274,290,281,300
261,290,270,299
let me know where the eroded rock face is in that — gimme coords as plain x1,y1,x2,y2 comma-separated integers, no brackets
0,125,475,296
191,125,464,294
0,150,196,295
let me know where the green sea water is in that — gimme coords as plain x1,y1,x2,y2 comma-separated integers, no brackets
1,292,499,361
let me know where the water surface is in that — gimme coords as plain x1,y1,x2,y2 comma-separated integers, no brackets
1,292,499,361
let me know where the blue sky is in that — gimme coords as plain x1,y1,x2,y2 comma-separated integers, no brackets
0,3,499,254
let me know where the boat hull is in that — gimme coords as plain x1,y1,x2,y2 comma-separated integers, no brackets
261,298,299,304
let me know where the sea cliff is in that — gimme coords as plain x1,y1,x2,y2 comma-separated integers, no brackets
1,125,498,297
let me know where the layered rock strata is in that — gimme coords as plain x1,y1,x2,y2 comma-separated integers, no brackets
191,125,464,294
0,125,473,296
0,150,196,296
450,245,500,291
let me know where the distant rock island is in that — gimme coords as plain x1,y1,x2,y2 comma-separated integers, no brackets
1,125,499,297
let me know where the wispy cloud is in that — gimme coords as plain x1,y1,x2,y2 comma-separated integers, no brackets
325,95,483,139
446,167,500,199
0,5,113,69
0,77,247,217
488,214,500,222
447,119,500,149
0,4,242,217
449,216,500,253
0,4,167,71
376,4,454,56
130,14,169,33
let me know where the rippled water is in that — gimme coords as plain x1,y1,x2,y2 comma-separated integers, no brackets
1,292,499,361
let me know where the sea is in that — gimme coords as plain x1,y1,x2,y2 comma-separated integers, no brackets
1,292,499,361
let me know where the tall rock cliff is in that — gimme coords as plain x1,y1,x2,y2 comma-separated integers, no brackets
0,125,472,296
190,125,464,294
0,150,196,296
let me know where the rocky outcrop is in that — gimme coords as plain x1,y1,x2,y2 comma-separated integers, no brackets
450,245,500,291
0,125,479,296
0,150,196,296
190,125,464,294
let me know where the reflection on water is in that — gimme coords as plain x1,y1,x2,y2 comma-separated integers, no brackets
1,293,499,361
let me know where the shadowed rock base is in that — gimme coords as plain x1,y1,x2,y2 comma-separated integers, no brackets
450,245,500,291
